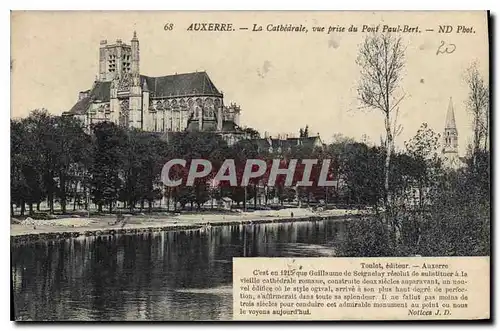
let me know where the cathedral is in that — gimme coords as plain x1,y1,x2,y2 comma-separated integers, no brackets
65,32,243,137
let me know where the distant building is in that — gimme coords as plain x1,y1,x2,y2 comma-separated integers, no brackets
219,197,233,210
254,135,324,154
400,97,467,209
442,97,465,169
63,32,244,143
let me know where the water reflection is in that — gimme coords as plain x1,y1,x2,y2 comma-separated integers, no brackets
12,219,346,321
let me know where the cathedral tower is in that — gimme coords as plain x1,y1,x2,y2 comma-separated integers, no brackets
98,36,134,81
442,97,459,168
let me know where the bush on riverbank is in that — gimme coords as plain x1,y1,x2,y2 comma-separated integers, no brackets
334,150,490,257
335,217,392,257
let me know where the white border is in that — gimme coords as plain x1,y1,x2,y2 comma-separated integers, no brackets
2,1,498,330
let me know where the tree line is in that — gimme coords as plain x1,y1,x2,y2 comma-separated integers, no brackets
10,111,330,215
9,109,446,215
10,108,489,255
10,32,490,256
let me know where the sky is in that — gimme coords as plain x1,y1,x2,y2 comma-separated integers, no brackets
11,11,489,155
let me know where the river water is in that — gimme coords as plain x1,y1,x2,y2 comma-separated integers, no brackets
11,219,347,321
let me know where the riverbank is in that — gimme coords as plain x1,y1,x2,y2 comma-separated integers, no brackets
11,208,365,243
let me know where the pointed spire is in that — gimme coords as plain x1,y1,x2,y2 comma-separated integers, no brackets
132,30,138,41
445,97,457,129
142,79,149,91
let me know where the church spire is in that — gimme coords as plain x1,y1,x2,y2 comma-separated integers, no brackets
442,97,459,168
131,30,140,77
445,97,457,130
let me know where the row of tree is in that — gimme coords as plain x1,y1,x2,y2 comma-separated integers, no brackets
10,108,489,256
11,108,456,216
10,111,331,215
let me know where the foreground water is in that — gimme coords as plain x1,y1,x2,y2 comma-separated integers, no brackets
12,219,347,321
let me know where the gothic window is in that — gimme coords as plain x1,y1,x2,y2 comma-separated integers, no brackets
119,112,129,127
122,51,131,73
171,99,178,111
156,100,164,111
163,100,171,112
122,61,131,73
204,99,213,109
180,99,187,112
187,98,195,119
118,73,132,90
195,98,203,118
204,99,214,118
119,100,129,127
108,54,116,73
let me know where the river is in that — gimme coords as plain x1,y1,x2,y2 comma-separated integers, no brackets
11,218,347,321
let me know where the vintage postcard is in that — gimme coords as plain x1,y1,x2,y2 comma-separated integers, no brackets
10,11,490,321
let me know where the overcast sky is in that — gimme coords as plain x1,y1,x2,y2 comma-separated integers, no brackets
11,11,489,155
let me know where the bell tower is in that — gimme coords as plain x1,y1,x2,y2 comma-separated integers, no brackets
98,36,133,82
442,97,459,168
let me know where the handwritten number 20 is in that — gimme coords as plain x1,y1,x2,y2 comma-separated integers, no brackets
436,41,456,55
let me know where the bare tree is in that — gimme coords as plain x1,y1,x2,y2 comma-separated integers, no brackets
464,61,489,156
356,33,406,222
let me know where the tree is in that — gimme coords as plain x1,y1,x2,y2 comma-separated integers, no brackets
419,150,490,256
90,122,127,213
52,116,92,214
10,110,94,216
327,134,356,204
403,123,442,199
118,130,167,212
10,119,35,216
464,61,489,158
170,131,230,210
230,139,260,210
356,33,406,231
25,110,55,214
343,143,384,207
